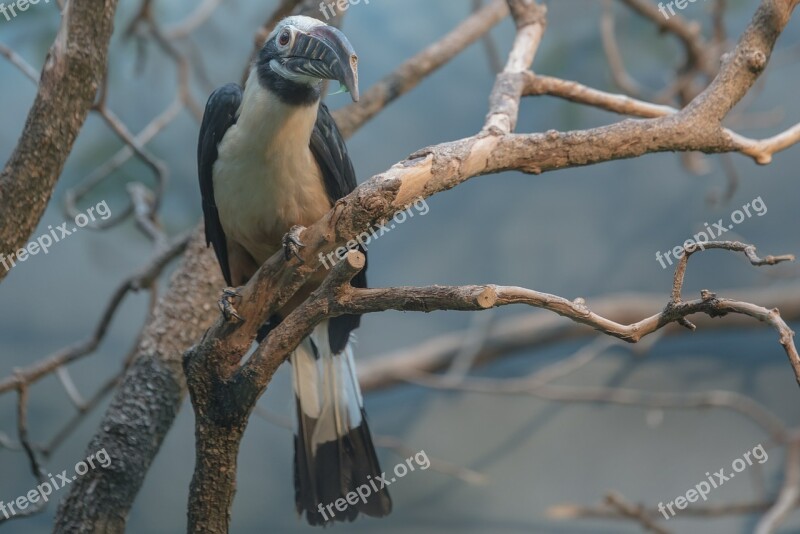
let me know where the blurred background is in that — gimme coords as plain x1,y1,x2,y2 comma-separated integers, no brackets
1,0,799,532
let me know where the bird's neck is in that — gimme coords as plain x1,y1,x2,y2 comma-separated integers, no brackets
238,68,320,149
256,60,322,107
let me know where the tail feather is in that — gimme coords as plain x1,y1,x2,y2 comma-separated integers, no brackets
291,322,391,525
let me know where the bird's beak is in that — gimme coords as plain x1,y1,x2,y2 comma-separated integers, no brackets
283,25,360,102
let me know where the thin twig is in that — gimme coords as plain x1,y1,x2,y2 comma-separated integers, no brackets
0,43,39,84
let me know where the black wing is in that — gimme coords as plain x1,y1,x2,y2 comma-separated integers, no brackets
198,83,242,286
310,102,358,200
310,102,366,353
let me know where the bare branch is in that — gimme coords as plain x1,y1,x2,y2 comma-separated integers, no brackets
333,0,510,138
604,491,671,534
525,73,677,117
483,0,546,135
0,232,189,396
0,383,47,525
163,0,225,40
548,499,773,521
727,121,800,164
0,0,120,284
0,43,39,84
358,285,800,392
600,0,647,98
618,0,711,77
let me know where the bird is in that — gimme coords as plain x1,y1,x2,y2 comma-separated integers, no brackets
197,15,391,526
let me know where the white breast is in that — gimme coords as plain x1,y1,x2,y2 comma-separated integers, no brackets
213,69,331,265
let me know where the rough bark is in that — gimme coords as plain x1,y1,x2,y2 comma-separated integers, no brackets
184,353,259,534
53,227,223,533
0,0,119,284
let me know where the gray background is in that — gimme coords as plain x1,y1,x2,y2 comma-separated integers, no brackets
1,0,799,532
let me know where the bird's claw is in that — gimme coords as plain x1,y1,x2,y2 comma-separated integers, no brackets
282,225,306,263
218,287,244,323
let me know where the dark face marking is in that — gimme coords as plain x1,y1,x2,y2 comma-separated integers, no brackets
256,38,321,107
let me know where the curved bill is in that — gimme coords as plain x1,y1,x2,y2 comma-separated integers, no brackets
282,25,360,102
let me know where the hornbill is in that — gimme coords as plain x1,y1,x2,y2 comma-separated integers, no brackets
197,16,391,525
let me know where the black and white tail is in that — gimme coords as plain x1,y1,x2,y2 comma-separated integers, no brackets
291,321,392,525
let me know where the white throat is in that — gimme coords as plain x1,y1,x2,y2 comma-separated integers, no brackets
212,68,330,264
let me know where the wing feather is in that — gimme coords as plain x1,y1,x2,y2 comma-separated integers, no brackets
310,103,367,352
197,83,243,286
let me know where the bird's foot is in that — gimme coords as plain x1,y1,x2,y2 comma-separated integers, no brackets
282,225,306,262
218,287,244,322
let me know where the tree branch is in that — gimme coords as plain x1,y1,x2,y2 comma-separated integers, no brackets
181,1,799,528
0,0,120,284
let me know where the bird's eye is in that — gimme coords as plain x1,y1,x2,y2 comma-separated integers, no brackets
279,30,291,47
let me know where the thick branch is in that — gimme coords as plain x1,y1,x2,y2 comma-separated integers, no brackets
53,228,221,533
357,285,800,392
259,244,798,384
0,0,120,284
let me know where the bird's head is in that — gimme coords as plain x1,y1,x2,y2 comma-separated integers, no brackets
257,16,359,104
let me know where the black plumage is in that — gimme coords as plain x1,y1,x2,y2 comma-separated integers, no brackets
198,89,366,353
197,17,390,526
197,82,242,286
